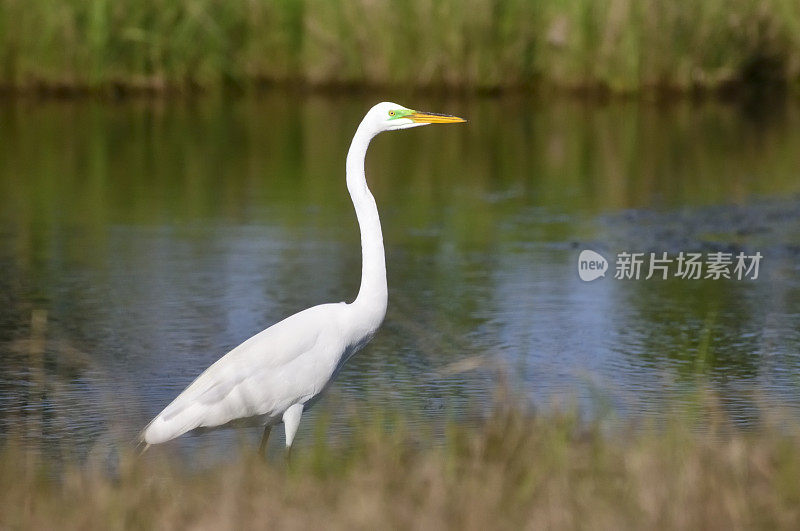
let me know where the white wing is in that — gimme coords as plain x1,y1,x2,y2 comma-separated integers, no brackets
142,303,348,444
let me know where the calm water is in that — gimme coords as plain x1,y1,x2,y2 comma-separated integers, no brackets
1,94,799,460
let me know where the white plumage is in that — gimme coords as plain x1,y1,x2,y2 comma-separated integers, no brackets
141,102,465,451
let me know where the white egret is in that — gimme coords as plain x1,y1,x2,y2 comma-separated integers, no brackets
141,102,466,452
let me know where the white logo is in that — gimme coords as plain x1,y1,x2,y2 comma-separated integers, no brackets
578,250,608,281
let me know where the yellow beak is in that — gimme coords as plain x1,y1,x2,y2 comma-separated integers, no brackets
409,111,467,124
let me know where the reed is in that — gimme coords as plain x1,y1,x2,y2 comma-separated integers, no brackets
2,396,800,529
1,0,799,94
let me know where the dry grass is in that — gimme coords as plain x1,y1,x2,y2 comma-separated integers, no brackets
2,399,800,530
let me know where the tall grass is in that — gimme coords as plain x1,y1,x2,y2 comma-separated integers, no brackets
3,314,800,528
2,398,800,529
1,0,800,94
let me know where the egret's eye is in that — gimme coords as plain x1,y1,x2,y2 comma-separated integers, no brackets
388,111,395,117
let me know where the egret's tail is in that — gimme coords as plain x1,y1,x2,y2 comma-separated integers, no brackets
140,403,211,445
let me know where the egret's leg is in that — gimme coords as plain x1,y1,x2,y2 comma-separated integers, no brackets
258,425,272,457
283,403,304,449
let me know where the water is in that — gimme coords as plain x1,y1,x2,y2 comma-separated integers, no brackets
1,94,799,460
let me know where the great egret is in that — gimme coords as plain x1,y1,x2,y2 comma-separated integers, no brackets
141,102,466,452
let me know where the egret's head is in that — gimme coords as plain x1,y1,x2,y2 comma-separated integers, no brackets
366,101,466,134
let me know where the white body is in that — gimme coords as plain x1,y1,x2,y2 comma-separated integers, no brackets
142,302,381,445
141,102,442,448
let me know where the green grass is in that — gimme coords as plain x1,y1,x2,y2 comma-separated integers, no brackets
3,398,800,529
1,0,800,94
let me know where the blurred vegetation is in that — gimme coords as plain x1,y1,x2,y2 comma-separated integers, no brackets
2,96,799,234
1,0,800,94
3,396,800,529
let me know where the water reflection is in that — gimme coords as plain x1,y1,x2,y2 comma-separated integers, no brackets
0,94,799,460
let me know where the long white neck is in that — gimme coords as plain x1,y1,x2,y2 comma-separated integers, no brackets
346,121,388,328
